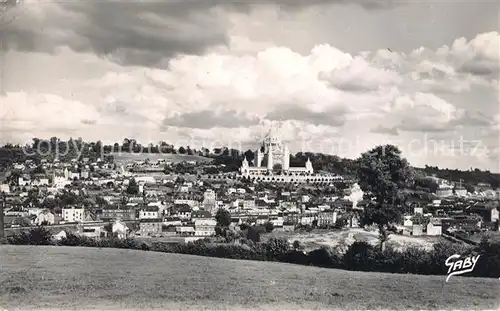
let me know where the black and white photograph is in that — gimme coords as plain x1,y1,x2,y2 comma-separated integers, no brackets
0,0,499,310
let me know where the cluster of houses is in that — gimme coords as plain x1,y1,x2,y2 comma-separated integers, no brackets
1,146,500,244
399,198,500,236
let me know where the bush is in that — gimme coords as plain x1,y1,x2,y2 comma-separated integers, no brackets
58,234,149,251
342,242,381,272
246,226,261,243
428,241,474,275
472,238,500,278
263,237,290,261
279,250,309,265
265,221,274,233
398,246,431,275
58,233,98,247
334,217,348,229
308,247,343,269
292,240,302,251
8,227,54,245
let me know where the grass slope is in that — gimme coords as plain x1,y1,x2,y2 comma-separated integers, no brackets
0,246,499,310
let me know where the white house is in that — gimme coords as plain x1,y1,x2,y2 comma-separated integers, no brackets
194,218,216,237
134,176,156,184
413,207,424,215
164,217,182,227
173,199,197,207
34,210,56,225
27,207,44,216
270,216,284,227
112,220,129,239
176,226,195,237
403,216,413,227
0,184,10,193
78,222,106,239
32,178,49,186
18,177,30,187
80,171,89,179
427,218,442,236
412,225,423,236
139,208,159,220
53,176,71,189
62,207,84,223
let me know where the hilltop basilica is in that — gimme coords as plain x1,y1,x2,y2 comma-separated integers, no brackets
239,124,342,184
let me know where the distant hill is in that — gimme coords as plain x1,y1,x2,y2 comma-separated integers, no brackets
0,245,498,310
1,141,498,188
414,166,500,189
111,152,213,165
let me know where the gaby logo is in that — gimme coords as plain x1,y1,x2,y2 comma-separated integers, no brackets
445,254,480,282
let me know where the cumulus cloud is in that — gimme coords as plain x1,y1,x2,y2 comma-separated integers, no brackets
448,32,500,77
265,104,347,126
5,1,229,66
0,92,101,142
4,0,405,67
162,109,261,129
3,35,497,141
320,56,402,92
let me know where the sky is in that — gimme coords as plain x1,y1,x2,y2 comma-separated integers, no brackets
0,0,499,171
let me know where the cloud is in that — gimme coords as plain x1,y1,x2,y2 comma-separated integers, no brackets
448,32,500,77
372,125,399,136
265,104,346,126
4,0,406,67
1,39,484,138
0,92,101,142
162,109,260,129
362,32,500,97
320,56,402,92
6,1,229,66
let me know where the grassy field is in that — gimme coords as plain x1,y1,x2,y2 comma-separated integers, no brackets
1,246,499,310
266,228,441,252
111,152,213,165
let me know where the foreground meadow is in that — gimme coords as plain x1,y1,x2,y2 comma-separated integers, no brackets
0,245,499,310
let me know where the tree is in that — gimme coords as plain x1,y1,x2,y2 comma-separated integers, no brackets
178,146,186,154
411,214,429,226
356,145,414,250
95,196,108,208
243,149,255,164
246,226,261,243
334,217,348,229
292,240,302,251
215,209,231,227
265,221,275,233
104,223,112,233
311,219,318,228
126,178,139,195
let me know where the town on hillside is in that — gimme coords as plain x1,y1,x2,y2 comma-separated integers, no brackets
1,126,499,248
